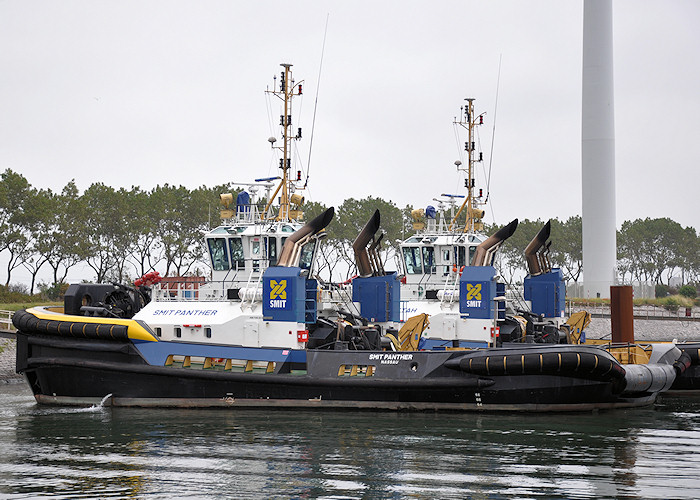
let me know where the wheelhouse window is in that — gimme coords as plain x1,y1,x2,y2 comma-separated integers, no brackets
402,247,422,274
442,248,451,275
267,237,278,266
299,240,316,270
251,238,261,271
207,238,230,271
228,237,244,269
422,246,436,274
455,245,467,267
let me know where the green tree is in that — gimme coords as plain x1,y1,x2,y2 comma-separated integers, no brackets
550,216,583,282
20,187,56,294
152,184,211,277
679,284,697,299
488,218,542,283
675,226,699,284
299,200,337,281
618,218,687,285
80,183,123,282
108,187,144,282
43,181,85,285
0,169,34,286
333,197,405,279
129,187,163,279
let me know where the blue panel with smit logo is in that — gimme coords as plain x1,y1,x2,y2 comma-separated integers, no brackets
263,267,308,323
459,266,497,319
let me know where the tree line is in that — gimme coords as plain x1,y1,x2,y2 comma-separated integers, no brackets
0,169,230,294
1,168,698,295
492,216,699,288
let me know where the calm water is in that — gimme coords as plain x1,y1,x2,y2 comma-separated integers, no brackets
1,383,700,499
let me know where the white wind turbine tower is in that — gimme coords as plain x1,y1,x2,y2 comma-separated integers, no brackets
582,0,617,299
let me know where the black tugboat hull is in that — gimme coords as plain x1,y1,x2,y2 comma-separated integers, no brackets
16,331,659,412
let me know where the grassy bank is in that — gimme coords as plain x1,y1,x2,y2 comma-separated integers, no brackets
569,295,698,311
0,302,61,312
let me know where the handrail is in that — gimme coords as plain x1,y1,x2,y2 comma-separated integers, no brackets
567,301,700,322
240,266,265,311
439,269,460,308
0,310,15,332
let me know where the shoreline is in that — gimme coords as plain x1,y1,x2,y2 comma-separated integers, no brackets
0,337,23,383
575,306,700,341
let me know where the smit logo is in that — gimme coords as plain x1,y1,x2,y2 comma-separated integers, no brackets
465,283,482,307
270,280,287,299
466,283,482,300
269,280,288,308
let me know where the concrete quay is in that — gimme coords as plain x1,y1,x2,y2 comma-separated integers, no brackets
0,336,23,383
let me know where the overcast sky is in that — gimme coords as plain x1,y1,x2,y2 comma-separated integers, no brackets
1,0,699,235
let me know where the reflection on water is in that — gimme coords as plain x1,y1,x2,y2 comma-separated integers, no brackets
1,383,700,499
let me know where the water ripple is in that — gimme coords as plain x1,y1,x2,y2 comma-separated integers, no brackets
2,385,700,498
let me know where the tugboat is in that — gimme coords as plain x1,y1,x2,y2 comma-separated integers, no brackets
351,99,569,349
12,70,689,411
350,99,700,394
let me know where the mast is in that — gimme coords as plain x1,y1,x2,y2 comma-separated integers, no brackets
450,98,486,232
263,63,304,221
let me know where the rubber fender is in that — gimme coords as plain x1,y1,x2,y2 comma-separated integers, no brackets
677,344,700,364
448,349,626,381
646,344,691,376
12,309,130,341
674,351,692,375
648,343,683,365
622,363,677,394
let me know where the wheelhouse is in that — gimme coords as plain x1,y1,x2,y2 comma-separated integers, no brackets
399,231,486,301
205,223,319,282
401,234,484,278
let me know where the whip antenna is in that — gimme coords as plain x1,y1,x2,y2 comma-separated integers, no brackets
485,53,501,205
484,54,501,223
305,13,329,188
